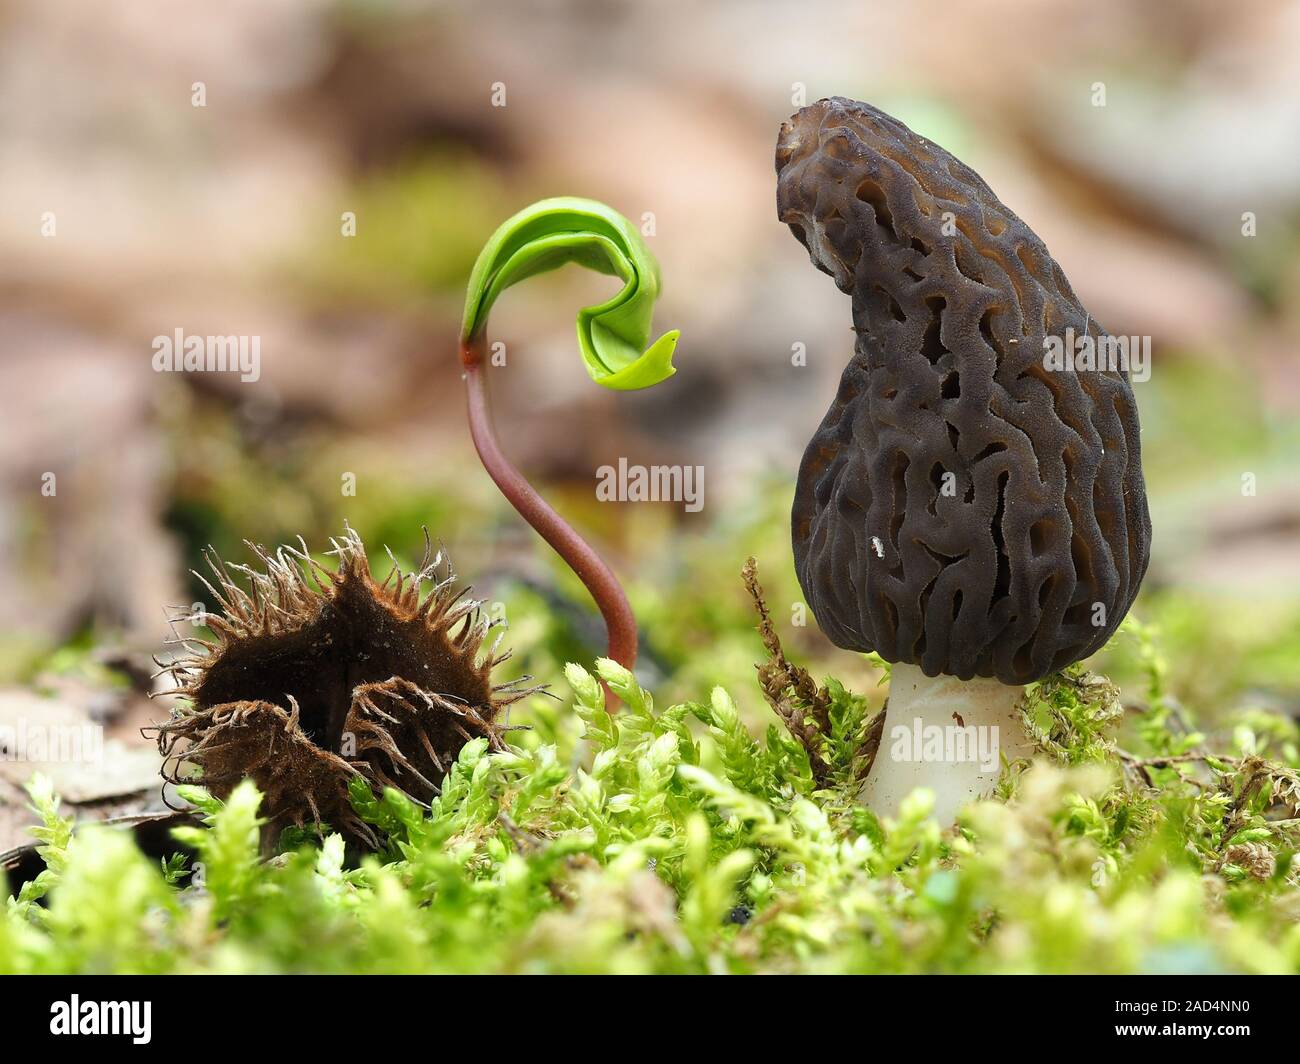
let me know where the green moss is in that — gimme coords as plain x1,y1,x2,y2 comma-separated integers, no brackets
6,640,1300,974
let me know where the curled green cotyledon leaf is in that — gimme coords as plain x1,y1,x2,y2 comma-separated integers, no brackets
460,197,680,390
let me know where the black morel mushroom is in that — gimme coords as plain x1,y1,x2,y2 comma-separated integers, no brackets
776,98,1151,819
154,528,536,845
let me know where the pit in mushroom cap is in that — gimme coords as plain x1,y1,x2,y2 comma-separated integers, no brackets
777,97,1151,688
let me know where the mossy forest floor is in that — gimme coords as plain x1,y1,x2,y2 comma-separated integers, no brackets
4,595,1300,974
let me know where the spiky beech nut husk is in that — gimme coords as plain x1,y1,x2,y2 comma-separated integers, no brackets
153,527,538,847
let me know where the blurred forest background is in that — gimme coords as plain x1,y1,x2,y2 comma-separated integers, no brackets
1,0,1298,847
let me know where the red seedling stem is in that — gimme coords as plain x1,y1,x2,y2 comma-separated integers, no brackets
461,337,638,677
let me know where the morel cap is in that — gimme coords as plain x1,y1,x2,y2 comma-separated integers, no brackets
777,97,1151,685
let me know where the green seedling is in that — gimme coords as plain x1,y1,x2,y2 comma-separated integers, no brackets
460,197,680,672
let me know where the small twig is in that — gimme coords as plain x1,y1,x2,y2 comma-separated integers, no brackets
743,557,835,785
497,811,543,855
1117,750,1238,770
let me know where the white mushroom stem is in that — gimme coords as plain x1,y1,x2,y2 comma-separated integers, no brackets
859,662,1032,825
